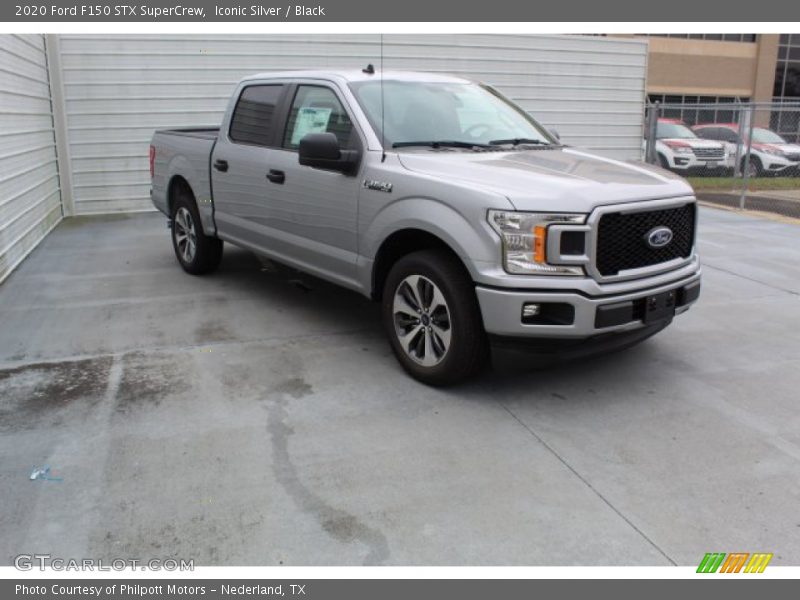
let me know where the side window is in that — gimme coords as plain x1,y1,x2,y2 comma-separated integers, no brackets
282,85,355,150
721,129,740,143
229,84,284,146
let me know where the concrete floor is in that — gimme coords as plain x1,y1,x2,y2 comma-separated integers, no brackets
1,207,799,566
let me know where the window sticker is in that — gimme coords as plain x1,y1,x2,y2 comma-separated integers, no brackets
290,107,333,145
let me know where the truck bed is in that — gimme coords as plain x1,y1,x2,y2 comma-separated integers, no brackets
154,127,219,141
150,127,220,221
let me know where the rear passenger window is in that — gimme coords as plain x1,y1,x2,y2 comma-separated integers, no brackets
229,85,284,146
282,86,356,150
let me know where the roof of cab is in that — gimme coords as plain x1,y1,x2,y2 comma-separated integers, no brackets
240,69,473,85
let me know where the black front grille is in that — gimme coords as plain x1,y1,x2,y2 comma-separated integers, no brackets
595,204,695,277
786,153,800,162
692,147,725,159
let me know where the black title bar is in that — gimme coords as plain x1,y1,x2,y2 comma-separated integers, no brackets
4,0,800,21
5,579,800,600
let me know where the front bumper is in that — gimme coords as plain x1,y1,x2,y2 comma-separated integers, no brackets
669,154,728,171
476,268,701,338
762,157,800,173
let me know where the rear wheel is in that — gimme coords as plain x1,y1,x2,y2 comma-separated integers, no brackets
382,250,488,386
171,190,223,275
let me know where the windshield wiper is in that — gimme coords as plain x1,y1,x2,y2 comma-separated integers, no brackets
392,140,492,149
488,138,551,147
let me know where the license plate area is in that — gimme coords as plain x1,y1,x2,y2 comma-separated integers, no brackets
595,283,697,330
643,289,677,323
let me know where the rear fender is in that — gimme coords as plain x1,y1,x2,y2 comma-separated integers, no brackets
165,154,215,236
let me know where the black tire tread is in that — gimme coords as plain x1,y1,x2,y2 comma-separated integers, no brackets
382,249,488,386
171,190,223,275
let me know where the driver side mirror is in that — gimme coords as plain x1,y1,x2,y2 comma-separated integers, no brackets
298,132,360,175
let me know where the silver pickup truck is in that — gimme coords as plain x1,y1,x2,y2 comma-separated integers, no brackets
150,69,701,385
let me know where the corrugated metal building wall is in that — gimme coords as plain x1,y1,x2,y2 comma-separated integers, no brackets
57,34,648,215
0,34,62,283
0,33,646,280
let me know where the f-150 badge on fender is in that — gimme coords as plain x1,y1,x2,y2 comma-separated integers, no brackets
363,179,393,193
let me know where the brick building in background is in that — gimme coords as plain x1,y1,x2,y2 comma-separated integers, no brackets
616,34,800,138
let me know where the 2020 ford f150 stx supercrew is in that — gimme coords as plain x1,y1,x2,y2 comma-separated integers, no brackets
150,70,701,385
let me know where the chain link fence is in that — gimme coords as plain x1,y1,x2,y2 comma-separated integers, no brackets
643,101,800,218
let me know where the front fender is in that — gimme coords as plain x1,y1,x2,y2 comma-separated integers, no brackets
358,195,504,292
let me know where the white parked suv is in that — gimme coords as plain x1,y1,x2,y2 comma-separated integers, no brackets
692,123,800,177
644,119,730,174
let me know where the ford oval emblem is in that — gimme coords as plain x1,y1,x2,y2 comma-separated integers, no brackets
645,226,673,249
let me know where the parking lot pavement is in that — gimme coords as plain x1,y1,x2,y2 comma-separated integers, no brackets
1,207,799,566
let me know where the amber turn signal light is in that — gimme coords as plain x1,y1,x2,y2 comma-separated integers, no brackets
533,225,547,263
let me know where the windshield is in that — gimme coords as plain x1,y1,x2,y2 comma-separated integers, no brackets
348,80,555,148
657,122,697,140
751,128,786,144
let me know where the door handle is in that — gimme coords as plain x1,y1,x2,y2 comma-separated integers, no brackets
213,159,228,172
266,169,285,184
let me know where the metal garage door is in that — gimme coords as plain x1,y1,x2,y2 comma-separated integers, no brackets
57,34,647,215
0,34,62,283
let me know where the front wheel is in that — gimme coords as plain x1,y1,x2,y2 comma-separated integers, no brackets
171,191,223,275
742,156,763,178
382,250,488,386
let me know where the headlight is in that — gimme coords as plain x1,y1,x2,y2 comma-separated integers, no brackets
761,147,785,156
488,210,585,275
663,141,693,154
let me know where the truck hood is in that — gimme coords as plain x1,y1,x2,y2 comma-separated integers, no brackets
397,146,693,213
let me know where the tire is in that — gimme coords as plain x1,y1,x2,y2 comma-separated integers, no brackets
657,154,670,170
742,155,763,178
170,188,223,275
381,249,488,386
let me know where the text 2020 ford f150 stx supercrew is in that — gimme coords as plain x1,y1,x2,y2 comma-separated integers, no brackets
150,70,701,385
